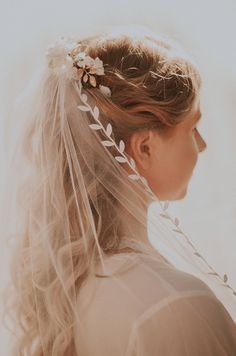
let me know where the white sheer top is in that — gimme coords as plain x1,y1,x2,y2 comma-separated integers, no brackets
74,250,236,355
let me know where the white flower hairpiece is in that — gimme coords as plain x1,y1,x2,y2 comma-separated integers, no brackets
46,36,111,97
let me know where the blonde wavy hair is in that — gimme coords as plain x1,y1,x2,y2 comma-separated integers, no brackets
2,27,202,355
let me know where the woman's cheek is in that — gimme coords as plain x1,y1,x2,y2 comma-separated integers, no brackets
189,139,199,170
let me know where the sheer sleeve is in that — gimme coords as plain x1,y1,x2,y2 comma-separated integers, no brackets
127,293,236,356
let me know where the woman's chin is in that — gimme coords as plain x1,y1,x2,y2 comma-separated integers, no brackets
152,185,188,201
175,187,188,200
167,187,188,201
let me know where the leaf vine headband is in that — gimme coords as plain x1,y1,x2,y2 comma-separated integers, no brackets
45,35,236,298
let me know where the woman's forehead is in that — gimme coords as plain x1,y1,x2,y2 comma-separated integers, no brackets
185,103,202,125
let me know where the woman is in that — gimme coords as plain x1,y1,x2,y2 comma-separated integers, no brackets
2,27,236,355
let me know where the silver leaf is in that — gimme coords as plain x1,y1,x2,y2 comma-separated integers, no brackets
77,105,90,111
115,156,127,163
101,141,114,147
89,124,102,130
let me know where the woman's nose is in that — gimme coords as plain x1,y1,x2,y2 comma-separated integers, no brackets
198,134,207,153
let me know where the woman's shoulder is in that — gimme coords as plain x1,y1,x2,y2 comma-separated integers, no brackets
76,251,236,356
127,285,236,356
119,251,216,297
95,250,216,311
121,253,236,355
136,252,215,296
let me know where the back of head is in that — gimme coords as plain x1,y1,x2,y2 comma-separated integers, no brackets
80,28,201,138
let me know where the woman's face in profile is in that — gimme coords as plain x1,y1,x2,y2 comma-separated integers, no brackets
128,98,207,201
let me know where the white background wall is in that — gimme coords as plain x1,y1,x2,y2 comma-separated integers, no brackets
1,0,236,351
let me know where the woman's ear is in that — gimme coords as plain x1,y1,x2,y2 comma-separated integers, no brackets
128,130,154,171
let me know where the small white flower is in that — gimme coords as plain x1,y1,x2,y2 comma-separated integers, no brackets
46,37,108,88
75,52,87,67
93,57,105,75
84,56,95,68
75,52,95,70
75,51,86,60
46,36,77,76
99,85,111,97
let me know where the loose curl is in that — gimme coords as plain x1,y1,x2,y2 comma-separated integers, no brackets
3,28,202,355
